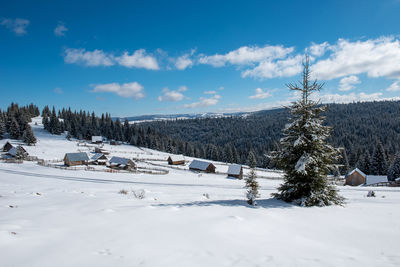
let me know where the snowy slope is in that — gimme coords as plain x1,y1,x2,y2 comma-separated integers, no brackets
1,117,400,267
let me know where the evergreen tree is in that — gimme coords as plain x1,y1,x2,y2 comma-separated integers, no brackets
371,142,388,175
10,118,20,139
23,124,37,145
0,119,4,139
270,56,344,207
388,153,400,181
358,152,372,175
245,151,259,206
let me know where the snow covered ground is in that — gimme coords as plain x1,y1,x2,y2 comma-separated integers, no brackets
1,117,400,267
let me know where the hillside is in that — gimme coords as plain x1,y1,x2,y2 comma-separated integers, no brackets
140,100,400,171
1,117,400,267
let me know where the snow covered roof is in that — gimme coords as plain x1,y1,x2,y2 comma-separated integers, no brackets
91,136,102,142
365,175,388,185
346,168,366,178
189,160,213,171
227,164,242,175
7,147,17,157
168,155,185,162
7,146,27,157
65,152,89,162
91,153,106,161
109,156,133,166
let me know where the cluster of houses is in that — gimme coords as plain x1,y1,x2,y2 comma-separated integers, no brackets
1,141,29,159
64,152,136,171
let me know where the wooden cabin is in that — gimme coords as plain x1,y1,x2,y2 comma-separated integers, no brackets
7,146,28,159
91,136,103,144
89,153,108,165
345,168,367,186
345,168,388,186
2,141,13,152
64,152,89,166
95,147,110,155
227,164,243,179
167,155,185,165
189,160,216,173
108,156,136,170
110,140,121,146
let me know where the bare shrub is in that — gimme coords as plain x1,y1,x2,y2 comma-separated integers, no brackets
119,189,128,195
132,189,146,199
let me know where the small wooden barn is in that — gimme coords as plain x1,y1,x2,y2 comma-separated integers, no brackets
365,175,388,186
7,146,28,159
110,140,121,146
95,147,110,155
64,152,89,166
345,168,367,186
2,141,13,152
108,156,136,170
91,136,103,144
167,155,185,165
89,153,108,165
227,164,243,179
189,160,216,173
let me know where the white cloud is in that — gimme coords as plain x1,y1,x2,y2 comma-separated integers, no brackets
91,82,145,99
54,23,68,37
249,88,272,99
386,81,400,91
1,18,30,36
53,87,63,94
116,49,159,70
64,48,114,66
184,94,221,108
308,42,330,57
158,87,185,102
312,92,383,103
204,90,216,94
242,55,303,79
199,45,293,67
338,75,361,91
312,37,400,80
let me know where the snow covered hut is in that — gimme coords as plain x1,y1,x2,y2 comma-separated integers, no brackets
227,164,243,179
345,168,367,186
108,156,136,170
365,175,388,186
64,152,89,166
345,168,388,186
167,155,185,165
91,136,103,144
89,153,108,165
7,146,28,158
189,160,216,173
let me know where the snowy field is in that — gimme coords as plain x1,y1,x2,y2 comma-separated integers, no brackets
1,118,400,267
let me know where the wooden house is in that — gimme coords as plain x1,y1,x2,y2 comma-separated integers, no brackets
345,168,367,186
64,152,89,166
110,140,121,146
167,155,185,165
95,147,110,155
189,160,216,173
345,168,388,186
2,141,13,152
7,146,28,159
227,164,243,179
108,156,136,170
91,136,103,144
89,153,108,165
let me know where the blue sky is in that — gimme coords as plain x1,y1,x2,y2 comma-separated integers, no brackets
1,0,400,117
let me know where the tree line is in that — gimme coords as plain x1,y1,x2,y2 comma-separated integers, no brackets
0,103,39,145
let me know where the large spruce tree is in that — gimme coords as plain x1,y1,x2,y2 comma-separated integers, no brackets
270,56,344,207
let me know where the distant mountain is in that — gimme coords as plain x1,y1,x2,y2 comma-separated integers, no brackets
116,111,250,123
